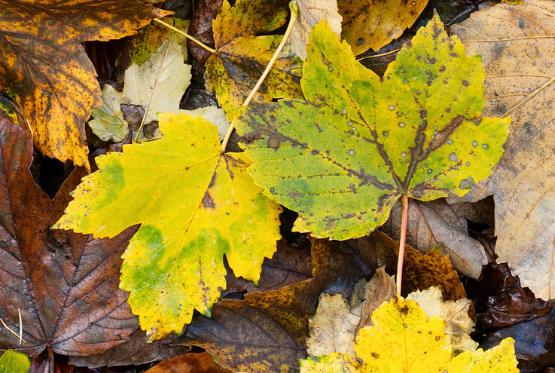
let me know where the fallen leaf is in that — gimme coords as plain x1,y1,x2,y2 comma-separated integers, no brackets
384,199,488,279
54,113,282,340
407,287,478,353
187,0,221,64
206,0,302,120
237,16,510,240
88,84,129,142
184,300,306,372
300,353,359,372
146,352,230,373
180,106,230,141
307,294,360,356
0,111,137,358
354,299,518,372
0,0,167,167
473,263,551,330
451,0,555,299
290,0,342,60
123,39,191,125
0,351,30,373
338,0,429,55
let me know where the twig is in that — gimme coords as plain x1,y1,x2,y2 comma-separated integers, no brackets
502,77,554,118
153,18,216,54
220,0,299,152
357,48,400,61
396,195,409,296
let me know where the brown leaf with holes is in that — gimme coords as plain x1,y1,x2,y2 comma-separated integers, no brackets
0,0,168,167
451,0,555,299
0,111,163,365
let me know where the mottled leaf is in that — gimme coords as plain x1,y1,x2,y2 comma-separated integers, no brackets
237,17,510,240
146,352,230,373
54,113,282,340
338,0,429,55
89,84,129,142
206,0,302,120
0,350,30,373
300,353,359,373
447,339,519,373
0,0,167,167
451,0,555,299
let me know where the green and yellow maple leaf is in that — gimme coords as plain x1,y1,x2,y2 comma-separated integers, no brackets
301,298,518,373
54,113,282,340
206,0,302,120
237,16,510,240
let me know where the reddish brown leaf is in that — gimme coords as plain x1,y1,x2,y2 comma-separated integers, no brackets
0,111,176,365
473,263,551,330
146,352,230,373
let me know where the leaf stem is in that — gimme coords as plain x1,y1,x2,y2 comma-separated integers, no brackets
396,194,409,296
220,0,299,152
153,18,216,54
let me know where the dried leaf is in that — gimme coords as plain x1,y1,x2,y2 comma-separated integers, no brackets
146,352,230,373
338,0,429,55
290,0,342,60
55,113,282,340
237,16,510,240
0,112,139,359
384,199,487,279
88,84,128,142
407,287,478,353
0,0,166,166
451,0,555,299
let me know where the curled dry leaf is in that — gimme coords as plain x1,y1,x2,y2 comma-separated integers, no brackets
384,199,488,279
451,0,555,299
338,0,429,55
0,0,168,167
290,0,343,60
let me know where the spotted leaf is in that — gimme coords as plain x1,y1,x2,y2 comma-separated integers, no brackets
54,113,282,340
237,16,510,240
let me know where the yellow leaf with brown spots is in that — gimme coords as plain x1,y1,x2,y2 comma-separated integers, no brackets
0,0,168,167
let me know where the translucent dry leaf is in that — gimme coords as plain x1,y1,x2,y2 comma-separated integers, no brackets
238,16,510,240
55,113,282,340
451,0,555,299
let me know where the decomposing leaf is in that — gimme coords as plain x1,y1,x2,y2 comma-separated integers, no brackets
473,263,551,330
0,350,30,373
290,0,343,60
338,0,429,55
185,300,306,372
146,352,230,373
451,0,555,300
55,113,282,340
237,16,510,240
206,0,302,120
407,287,477,353
306,268,396,356
0,112,137,359
307,294,360,356
384,199,487,279
0,0,167,166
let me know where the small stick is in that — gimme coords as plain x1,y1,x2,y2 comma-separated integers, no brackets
153,18,216,54
396,195,409,296
357,48,400,61
220,0,299,152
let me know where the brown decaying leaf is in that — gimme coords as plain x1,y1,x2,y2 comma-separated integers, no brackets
481,302,555,373
451,0,555,300
338,0,429,55
146,352,230,373
188,0,222,64
0,0,168,167
226,239,311,294
384,199,488,279
473,263,551,330
0,111,171,365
